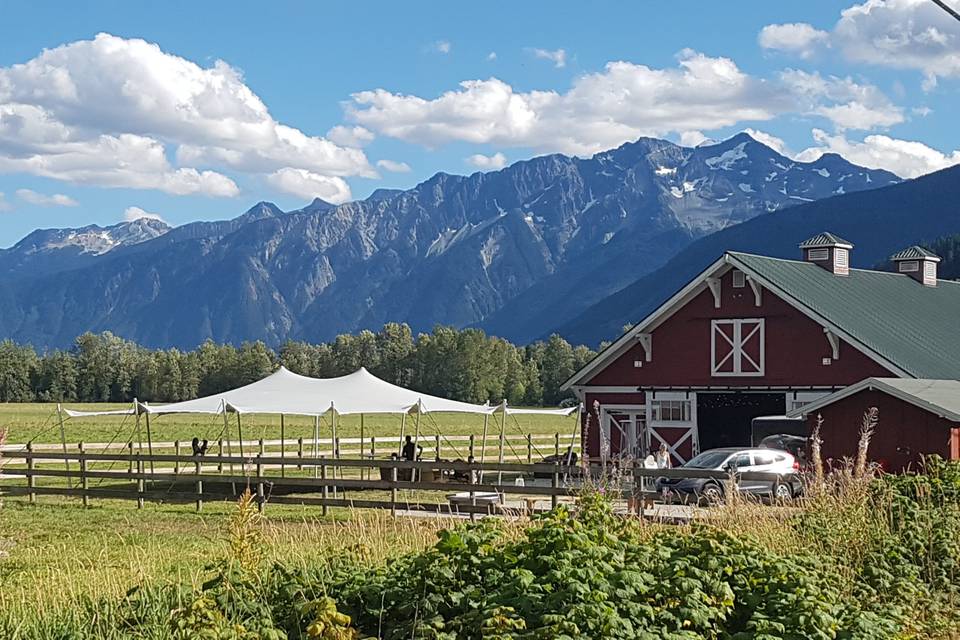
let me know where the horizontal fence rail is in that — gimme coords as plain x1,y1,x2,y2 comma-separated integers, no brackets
0,449,791,517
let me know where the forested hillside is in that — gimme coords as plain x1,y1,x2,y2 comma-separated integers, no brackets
0,327,595,407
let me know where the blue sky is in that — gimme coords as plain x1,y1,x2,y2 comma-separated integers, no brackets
1,0,958,246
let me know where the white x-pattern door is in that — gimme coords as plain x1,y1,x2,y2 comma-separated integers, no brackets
711,318,765,377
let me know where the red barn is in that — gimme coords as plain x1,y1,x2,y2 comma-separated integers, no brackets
788,378,960,471
562,233,960,466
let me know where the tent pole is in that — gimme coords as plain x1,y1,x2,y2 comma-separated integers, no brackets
57,404,71,488
145,408,155,476
331,410,339,496
280,414,285,478
414,410,422,457
359,414,365,480
236,413,245,461
222,403,235,484
313,415,320,480
135,400,143,456
497,402,506,486
398,413,406,456
479,413,489,483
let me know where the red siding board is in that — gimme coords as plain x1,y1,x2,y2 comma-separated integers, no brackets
807,389,960,471
585,268,893,388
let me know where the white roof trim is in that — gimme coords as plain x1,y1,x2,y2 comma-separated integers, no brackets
788,378,960,423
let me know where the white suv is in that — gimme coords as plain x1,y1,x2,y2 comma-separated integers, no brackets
655,447,801,503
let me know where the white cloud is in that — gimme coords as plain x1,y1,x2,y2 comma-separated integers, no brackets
742,128,790,155
15,188,78,206
123,205,165,223
267,167,352,203
0,33,372,197
376,159,411,173
796,128,960,177
326,125,375,148
529,48,567,68
760,0,960,84
679,131,709,147
0,192,11,212
487,52,497,61
347,50,798,156
465,152,508,170
434,40,452,54
759,23,830,58
779,69,903,129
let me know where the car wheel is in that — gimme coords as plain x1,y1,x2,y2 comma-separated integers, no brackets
701,483,723,505
773,481,793,501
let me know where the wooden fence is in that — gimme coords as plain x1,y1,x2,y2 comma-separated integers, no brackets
0,448,789,517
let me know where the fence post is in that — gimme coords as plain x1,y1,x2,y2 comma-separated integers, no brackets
297,438,304,471
469,459,477,522
256,454,264,514
551,463,559,510
527,434,533,464
79,441,88,508
370,435,376,459
554,433,560,457
195,455,203,513
217,439,223,473
390,462,398,517
26,442,35,504
469,434,475,459
321,456,329,517
136,455,145,509
174,441,180,475
435,435,441,460
259,438,265,458
128,441,134,475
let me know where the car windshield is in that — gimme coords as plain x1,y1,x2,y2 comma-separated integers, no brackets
683,450,731,469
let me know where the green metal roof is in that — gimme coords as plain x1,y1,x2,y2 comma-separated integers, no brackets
729,252,960,380
890,245,941,261
799,232,853,249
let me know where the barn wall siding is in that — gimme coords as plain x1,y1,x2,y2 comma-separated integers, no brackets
808,389,959,471
586,268,893,388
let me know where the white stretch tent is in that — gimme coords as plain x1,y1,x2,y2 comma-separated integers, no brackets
64,367,579,418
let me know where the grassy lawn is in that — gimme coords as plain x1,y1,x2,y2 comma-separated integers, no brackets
0,493,466,626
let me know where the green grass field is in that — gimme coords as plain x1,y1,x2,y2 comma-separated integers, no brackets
0,402,578,447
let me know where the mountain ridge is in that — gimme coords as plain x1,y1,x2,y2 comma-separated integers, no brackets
0,133,899,349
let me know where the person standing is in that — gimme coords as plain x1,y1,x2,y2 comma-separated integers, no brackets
655,443,672,469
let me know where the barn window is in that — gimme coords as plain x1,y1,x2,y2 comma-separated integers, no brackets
808,248,829,261
732,270,746,288
650,399,692,424
711,319,765,377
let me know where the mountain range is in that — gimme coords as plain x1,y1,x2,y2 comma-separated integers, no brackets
0,133,904,350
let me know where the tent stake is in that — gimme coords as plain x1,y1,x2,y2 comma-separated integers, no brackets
57,404,71,488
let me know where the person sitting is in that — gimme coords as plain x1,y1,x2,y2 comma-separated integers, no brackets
198,439,210,456
191,437,202,456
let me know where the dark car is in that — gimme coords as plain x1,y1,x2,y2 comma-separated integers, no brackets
655,447,802,504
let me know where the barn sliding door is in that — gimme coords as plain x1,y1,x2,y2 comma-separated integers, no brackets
711,319,765,377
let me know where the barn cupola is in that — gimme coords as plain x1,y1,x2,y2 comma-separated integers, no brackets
799,232,853,276
890,245,940,286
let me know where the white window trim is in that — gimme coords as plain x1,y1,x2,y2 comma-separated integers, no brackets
647,392,696,428
711,318,765,377
732,270,746,288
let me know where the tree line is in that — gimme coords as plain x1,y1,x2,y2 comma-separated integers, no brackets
0,325,598,406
